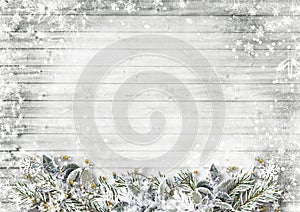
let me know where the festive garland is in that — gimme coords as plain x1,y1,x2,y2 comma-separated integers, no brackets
12,155,282,212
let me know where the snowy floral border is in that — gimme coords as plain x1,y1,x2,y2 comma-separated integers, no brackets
12,155,282,212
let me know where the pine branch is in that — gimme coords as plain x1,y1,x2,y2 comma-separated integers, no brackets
175,170,196,192
234,176,281,211
219,171,254,196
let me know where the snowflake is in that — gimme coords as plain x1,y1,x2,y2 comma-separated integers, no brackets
125,3,136,14
153,0,163,8
111,3,119,11
255,27,264,38
235,39,243,47
244,42,254,55
178,0,187,9
185,18,193,24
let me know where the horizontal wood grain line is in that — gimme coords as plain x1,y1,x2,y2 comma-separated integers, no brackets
3,31,299,35
2,32,299,41
18,99,300,102
16,115,297,120
0,167,27,170
17,100,293,107
0,13,297,17
2,32,299,38
0,8,296,16
5,116,295,120
1,149,293,153
4,30,297,33
1,47,296,51
5,79,298,84
8,99,300,102
4,48,295,53
6,46,277,50
17,132,296,135
9,82,300,85
0,13,296,16
18,98,300,102
0,65,282,68
0,49,297,54
6,116,298,119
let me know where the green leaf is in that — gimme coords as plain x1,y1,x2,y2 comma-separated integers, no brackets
196,187,213,197
62,164,80,181
80,169,92,188
215,201,234,210
66,168,82,183
204,207,214,212
196,180,212,190
42,155,57,173
216,191,231,202
158,177,167,200
210,164,220,182
192,191,201,204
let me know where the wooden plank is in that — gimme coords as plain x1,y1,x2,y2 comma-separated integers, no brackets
3,134,298,151
1,49,296,67
2,66,294,84
14,101,294,119
17,117,298,134
1,32,298,50
0,0,297,16
17,83,300,101
0,16,298,33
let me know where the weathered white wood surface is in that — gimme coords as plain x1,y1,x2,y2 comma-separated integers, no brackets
1,0,300,210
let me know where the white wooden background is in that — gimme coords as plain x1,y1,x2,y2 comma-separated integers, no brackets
1,0,300,210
